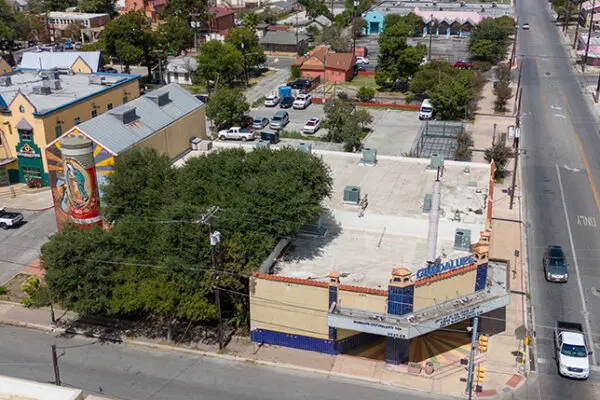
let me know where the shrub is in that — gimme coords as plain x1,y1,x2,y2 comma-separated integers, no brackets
484,141,514,177
0,286,6,295
290,65,301,79
357,86,376,102
494,81,512,112
455,129,474,161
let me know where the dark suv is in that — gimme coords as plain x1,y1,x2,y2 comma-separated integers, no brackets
287,79,312,91
543,245,568,282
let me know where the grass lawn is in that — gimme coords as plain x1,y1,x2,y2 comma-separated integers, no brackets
345,74,379,89
0,273,29,303
180,83,208,94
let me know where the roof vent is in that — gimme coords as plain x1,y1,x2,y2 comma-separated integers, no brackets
429,153,444,169
255,139,270,149
152,92,171,107
40,70,59,80
454,228,472,251
43,79,61,90
361,147,377,165
121,108,139,124
0,76,11,86
32,86,51,95
88,75,105,85
343,185,360,205
298,142,312,153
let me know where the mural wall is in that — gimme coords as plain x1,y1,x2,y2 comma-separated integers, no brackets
46,128,115,229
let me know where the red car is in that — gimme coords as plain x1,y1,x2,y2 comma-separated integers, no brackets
453,60,472,70
240,115,253,129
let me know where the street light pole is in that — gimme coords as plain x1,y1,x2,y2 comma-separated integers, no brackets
241,40,248,87
465,317,480,400
200,206,223,350
353,0,359,57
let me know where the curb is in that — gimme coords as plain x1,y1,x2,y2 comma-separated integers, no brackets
21,205,55,212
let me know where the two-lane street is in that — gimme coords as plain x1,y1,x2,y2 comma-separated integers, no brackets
514,0,600,398
0,326,447,400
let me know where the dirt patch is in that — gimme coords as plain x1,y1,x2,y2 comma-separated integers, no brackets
0,273,29,303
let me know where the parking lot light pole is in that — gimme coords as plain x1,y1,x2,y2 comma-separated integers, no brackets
353,1,359,56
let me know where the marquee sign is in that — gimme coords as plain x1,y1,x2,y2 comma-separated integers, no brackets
328,314,408,339
416,254,476,280
16,143,41,158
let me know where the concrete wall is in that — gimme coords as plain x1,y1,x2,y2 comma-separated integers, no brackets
413,268,477,309
250,277,330,339
338,289,387,313
133,106,207,159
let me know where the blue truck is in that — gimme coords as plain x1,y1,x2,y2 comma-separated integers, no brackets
278,86,293,108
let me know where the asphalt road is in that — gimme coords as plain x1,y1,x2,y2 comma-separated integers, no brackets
513,0,600,398
0,208,56,284
0,325,448,400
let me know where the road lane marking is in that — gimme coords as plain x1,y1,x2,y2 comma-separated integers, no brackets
561,91,600,214
577,215,598,227
555,164,598,365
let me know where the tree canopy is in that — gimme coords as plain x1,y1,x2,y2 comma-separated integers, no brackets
41,147,333,335
298,0,333,20
196,40,244,90
469,17,514,62
428,71,475,120
225,26,267,69
322,100,373,152
205,87,250,129
78,0,117,15
158,16,194,55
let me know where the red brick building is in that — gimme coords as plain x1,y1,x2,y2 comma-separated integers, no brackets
291,47,356,83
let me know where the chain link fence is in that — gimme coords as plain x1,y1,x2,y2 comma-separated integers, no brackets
410,120,466,160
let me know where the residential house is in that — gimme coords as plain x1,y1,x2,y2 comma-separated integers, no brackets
47,11,110,42
580,0,600,29
199,6,237,42
259,31,309,55
363,9,384,34
45,83,207,229
291,46,355,82
122,0,166,24
19,51,103,73
154,56,198,85
415,8,482,37
0,68,140,187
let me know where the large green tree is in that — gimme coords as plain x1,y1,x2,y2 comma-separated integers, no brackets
469,17,513,62
158,16,194,55
318,24,350,52
409,60,460,94
298,0,333,20
205,87,250,130
99,11,159,76
225,26,266,69
78,0,117,15
196,40,244,89
322,100,373,152
428,71,474,120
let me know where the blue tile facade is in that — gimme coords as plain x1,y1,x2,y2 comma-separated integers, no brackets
474,262,488,292
388,285,414,316
329,286,338,339
336,332,380,354
385,337,410,365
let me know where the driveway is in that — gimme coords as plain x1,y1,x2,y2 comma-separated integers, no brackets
0,208,57,284
363,109,422,156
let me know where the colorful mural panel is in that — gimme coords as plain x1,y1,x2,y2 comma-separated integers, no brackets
46,128,115,229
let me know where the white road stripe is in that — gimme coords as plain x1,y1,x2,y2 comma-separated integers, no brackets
555,164,598,365
537,357,549,364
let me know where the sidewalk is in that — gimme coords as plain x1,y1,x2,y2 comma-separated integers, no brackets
0,183,54,210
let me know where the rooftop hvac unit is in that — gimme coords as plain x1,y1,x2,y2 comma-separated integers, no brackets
255,139,270,149
429,153,444,169
43,79,61,90
343,185,360,205
0,76,11,86
32,86,51,95
361,147,377,165
298,142,312,153
454,228,472,251
88,75,105,85
423,193,433,213
40,70,59,80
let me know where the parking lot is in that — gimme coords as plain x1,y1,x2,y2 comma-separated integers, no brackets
251,100,327,136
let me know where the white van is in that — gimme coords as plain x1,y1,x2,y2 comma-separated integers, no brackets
419,99,434,120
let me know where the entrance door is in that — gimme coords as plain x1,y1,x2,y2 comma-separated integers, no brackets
370,21,380,34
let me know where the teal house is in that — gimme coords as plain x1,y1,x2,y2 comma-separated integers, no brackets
362,9,385,35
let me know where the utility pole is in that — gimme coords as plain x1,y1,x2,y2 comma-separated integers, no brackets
241,40,248,86
564,0,571,32
465,317,480,400
295,11,299,55
200,206,223,350
352,1,359,56
509,87,522,210
51,345,61,386
428,15,435,61
574,0,584,48
583,0,596,72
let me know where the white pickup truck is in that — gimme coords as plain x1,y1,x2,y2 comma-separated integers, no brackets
218,127,255,142
0,207,24,230
555,321,592,379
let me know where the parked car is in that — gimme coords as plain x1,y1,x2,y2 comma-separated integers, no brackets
218,127,255,141
452,60,472,70
293,94,312,109
287,79,312,91
269,111,289,130
252,117,269,129
0,208,24,230
63,41,73,50
356,56,369,64
240,115,254,129
543,245,568,282
303,117,320,134
355,64,367,72
265,94,280,107
74,41,82,49
280,96,294,108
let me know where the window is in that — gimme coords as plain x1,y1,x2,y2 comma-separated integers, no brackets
18,129,32,141
91,110,97,118
22,167,41,180
123,96,128,104
74,117,80,125
107,103,113,110
55,125,62,138
18,105,24,113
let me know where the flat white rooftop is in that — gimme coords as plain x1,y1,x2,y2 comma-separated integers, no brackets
0,375,82,400
273,151,491,289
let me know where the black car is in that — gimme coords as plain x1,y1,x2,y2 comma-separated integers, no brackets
287,79,312,91
280,96,294,108
355,64,367,72
543,245,568,282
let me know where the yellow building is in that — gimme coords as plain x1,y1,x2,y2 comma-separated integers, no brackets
0,68,140,186
0,57,12,75
45,83,207,229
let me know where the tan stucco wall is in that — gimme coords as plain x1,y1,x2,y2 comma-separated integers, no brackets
71,57,93,74
250,277,329,339
1,78,140,175
133,106,206,159
338,290,387,313
0,58,12,75
414,269,477,310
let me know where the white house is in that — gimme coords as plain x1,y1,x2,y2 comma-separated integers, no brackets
155,56,199,85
